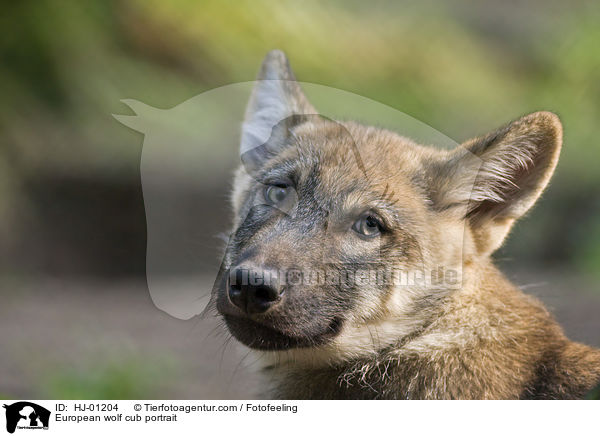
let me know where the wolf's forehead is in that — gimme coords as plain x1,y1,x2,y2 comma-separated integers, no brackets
287,128,424,196
293,121,428,174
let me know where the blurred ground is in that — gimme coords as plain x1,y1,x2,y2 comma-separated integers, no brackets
1,268,598,399
0,278,259,399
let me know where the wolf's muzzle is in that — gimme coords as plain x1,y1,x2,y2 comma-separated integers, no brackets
227,264,283,314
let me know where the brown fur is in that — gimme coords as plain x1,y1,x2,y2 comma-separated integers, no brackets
266,263,600,399
215,50,600,399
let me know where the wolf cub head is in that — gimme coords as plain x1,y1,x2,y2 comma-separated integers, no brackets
215,50,562,362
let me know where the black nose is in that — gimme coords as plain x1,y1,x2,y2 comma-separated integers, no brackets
228,265,283,314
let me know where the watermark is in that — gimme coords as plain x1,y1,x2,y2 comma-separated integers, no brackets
114,80,478,319
229,265,460,288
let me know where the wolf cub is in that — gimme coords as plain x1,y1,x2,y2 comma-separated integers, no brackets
214,50,600,399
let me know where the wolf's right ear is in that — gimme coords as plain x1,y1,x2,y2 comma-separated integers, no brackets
240,50,316,168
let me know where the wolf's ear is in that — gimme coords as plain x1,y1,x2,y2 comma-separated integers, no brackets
433,111,562,255
240,50,316,167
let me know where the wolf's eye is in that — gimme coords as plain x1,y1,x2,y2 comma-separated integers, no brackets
264,185,290,205
352,214,382,238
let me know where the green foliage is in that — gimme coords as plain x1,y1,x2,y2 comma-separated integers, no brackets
39,358,169,400
585,383,600,400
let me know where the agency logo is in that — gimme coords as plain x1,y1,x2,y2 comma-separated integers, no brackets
3,402,50,434
114,81,461,320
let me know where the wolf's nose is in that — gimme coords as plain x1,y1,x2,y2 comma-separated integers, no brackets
228,266,283,314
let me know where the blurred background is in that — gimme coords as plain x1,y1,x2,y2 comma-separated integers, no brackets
1,0,599,399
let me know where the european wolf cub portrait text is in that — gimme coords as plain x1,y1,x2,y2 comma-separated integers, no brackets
214,50,600,399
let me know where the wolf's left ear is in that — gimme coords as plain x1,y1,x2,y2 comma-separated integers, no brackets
240,50,316,164
433,111,562,255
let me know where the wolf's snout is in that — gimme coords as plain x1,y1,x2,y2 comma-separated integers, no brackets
227,265,283,314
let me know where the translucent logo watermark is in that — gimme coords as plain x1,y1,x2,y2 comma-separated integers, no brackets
114,81,480,320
